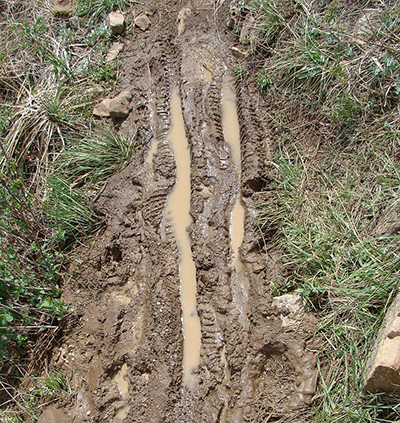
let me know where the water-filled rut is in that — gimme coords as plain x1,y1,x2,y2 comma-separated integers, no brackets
164,88,201,387
222,80,245,274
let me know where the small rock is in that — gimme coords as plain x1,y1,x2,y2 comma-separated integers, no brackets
106,42,124,62
231,46,249,59
272,293,305,328
93,91,133,119
69,16,79,29
365,291,400,392
108,11,125,35
177,8,191,36
86,84,104,98
109,91,133,118
52,0,74,16
135,13,151,31
93,90,132,119
239,14,255,45
93,99,111,118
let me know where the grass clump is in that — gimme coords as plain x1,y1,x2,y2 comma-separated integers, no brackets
0,0,140,419
45,126,141,241
237,0,400,421
0,369,70,422
257,138,400,422
77,0,131,21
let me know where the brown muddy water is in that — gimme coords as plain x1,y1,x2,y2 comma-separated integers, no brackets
163,87,201,387
113,363,131,419
222,81,245,274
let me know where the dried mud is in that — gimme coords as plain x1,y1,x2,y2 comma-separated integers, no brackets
47,1,318,422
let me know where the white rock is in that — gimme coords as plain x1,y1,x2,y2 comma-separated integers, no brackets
177,8,191,36
93,99,111,117
272,293,305,328
108,11,125,35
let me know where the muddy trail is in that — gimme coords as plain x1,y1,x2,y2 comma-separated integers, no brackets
49,2,318,422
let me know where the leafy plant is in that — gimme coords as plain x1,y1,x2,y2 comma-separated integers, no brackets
0,165,67,362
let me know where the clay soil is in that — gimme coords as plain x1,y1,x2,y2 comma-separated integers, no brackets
43,1,319,422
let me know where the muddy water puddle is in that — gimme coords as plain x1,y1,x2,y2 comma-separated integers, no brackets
222,81,245,274
113,363,131,419
164,88,201,387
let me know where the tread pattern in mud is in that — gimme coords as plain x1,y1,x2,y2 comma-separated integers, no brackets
57,3,318,423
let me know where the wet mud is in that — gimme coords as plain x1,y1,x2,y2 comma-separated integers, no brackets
51,1,318,422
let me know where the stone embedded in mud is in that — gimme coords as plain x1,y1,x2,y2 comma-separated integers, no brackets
231,46,249,59
92,91,133,118
93,99,111,117
365,290,400,392
106,42,124,62
52,0,74,16
135,13,151,31
109,90,133,118
108,11,125,35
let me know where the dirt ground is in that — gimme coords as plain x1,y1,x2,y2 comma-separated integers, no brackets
43,1,319,422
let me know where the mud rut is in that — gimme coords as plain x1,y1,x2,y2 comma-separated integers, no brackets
56,2,317,422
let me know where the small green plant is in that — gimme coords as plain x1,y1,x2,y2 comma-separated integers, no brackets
256,69,273,94
0,165,67,363
0,369,70,422
233,66,249,80
77,0,131,21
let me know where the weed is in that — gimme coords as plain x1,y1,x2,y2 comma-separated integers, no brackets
0,164,67,363
77,0,131,21
55,125,140,189
233,66,249,80
44,125,141,240
0,369,70,422
1,80,87,191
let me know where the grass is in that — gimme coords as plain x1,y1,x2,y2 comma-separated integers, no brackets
76,0,132,22
0,369,70,422
256,138,400,422
232,0,400,421
44,125,141,241
0,0,140,420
